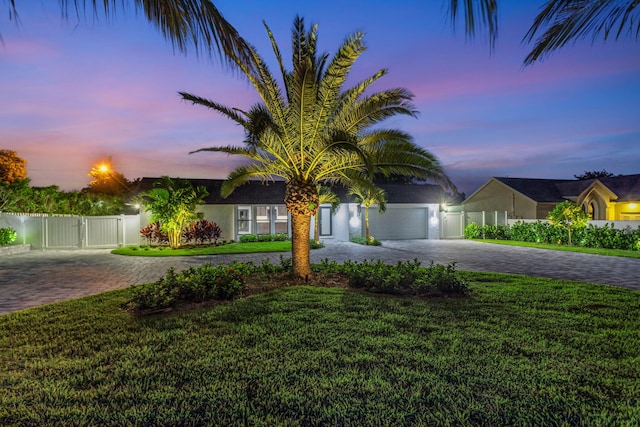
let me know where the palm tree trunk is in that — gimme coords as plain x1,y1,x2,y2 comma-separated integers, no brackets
291,213,312,279
365,207,370,240
313,213,320,243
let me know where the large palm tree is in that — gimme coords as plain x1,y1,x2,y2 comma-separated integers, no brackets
180,16,453,278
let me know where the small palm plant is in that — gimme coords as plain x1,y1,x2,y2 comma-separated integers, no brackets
139,177,209,248
349,184,387,243
180,16,453,277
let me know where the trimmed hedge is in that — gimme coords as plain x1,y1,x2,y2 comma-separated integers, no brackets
465,221,640,251
239,233,289,243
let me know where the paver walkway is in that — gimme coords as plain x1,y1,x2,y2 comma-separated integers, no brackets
1,240,638,315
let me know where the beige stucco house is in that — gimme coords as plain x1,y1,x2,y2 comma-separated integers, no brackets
462,174,640,220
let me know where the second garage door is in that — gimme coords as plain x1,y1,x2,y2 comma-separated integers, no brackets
367,207,428,240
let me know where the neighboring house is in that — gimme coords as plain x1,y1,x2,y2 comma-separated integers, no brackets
462,174,640,220
136,178,448,241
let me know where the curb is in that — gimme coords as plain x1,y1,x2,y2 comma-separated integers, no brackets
0,244,32,256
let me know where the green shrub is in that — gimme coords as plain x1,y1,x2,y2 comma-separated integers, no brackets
466,223,511,240
240,233,289,243
129,261,253,310
507,221,640,250
579,223,640,250
495,224,511,240
310,239,325,249
130,267,183,310
340,259,468,296
314,258,341,274
424,262,469,294
510,221,536,242
255,257,291,275
464,222,482,239
350,236,382,246
0,227,17,246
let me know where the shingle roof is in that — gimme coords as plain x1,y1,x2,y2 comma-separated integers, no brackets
135,178,446,205
493,174,640,202
494,177,571,202
135,178,286,204
598,174,640,201
376,182,446,204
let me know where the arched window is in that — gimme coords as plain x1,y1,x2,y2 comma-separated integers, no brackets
588,201,598,220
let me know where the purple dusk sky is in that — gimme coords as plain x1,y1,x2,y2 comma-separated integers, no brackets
1,1,639,196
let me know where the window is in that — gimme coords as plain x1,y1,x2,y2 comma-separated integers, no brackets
319,206,332,236
256,206,270,234
248,205,290,235
237,206,251,234
274,205,289,234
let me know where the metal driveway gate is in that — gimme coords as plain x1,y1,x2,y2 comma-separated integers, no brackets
1,213,141,249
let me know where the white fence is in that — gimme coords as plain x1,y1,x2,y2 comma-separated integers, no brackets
441,211,508,239
0,212,141,250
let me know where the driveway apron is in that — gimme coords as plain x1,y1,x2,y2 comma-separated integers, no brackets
0,240,638,315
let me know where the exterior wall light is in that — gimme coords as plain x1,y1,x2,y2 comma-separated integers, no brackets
430,210,439,225
349,204,361,228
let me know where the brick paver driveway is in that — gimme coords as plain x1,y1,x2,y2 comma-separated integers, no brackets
1,240,638,315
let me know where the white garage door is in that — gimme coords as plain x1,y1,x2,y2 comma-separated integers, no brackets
368,207,428,240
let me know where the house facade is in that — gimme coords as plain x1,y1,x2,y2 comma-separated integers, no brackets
462,174,640,220
137,178,447,242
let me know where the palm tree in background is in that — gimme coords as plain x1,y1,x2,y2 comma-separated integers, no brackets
313,185,340,245
348,185,387,243
180,16,453,278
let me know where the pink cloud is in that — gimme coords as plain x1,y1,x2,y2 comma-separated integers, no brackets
1,38,61,63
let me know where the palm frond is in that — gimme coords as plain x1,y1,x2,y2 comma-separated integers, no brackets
242,104,279,144
310,31,367,147
52,0,254,68
335,69,387,116
316,184,341,210
524,0,640,64
448,0,499,49
348,183,387,212
179,92,248,126
338,88,418,133
220,164,283,198
306,139,373,182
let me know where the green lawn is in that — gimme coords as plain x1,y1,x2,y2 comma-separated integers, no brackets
2,272,639,426
111,241,292,256
476,239,640,258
